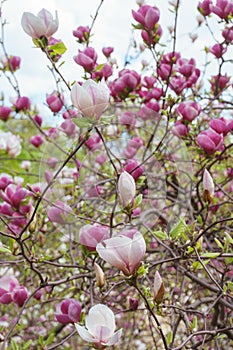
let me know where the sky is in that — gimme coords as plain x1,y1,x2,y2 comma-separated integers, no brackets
1,0,232,122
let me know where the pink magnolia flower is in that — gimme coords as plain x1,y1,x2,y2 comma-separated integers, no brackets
177,101,201,122
157,63,171,80
209,43,227,58
47,201,73,225
85,133,101,151
46,91,64,113
0,55,21,71
124,159,145,181
102,46,114,57
119,111,136,130
123,146,138,159
0,184,28,208
118,171,136,208
142,87,163,102
12,286,28,307
9,56,21,71
110,69,141,100
138,101,160,120
55,299,82,324
132,5,160,30
30,135,44,147
141,25,162,46
210,0,233,20
73,25,90,43
79,224,110,250
91,63,113,81
0,275,19,304
71,79,110,120
142,75,157,88
60,119,77,137
0,106,11,121
0,174,13,190
197,128,224,154
210,74,230,94
21,8,59,39
74,47,98,72
47,157,58,169
128,137,143,150
209,117,233,136
33,114,43,127
62,109,78,119
96,231,146,276
75,304,122,347
95,153,107,165
172,121,189,138
176,58,197,78
198,0,212,16
14,96,30,111
222,26,233,43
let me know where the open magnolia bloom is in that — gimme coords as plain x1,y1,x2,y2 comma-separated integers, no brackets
75,304,122,348
96,231,146,276
71,79,110,120
21,8,58,39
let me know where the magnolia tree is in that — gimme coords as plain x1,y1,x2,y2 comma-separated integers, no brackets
0,0,233,349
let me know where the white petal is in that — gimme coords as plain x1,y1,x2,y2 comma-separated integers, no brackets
75,324,95,343
128,232,146,273
86,304,115,337
106,328,123,346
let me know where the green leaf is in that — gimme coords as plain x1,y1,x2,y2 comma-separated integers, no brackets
48,42,67,55
134,194,143,208
187,246,194,254
73,117,93,128
201,252,220,258
137,263,149,277
95,63,104,71
227,281,233,293
22,340,32,350
169,218,187,240
10,339,19,350
0,245,11,254
99,115,113,125
214,238,224,250
166,331,173,346
224,232,233,245
153,230,168,240
193,260,209,270
190,315,198,331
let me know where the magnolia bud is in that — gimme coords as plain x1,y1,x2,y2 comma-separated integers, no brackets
154,271,165,304
94,262,105,288
118,171,136,208
203,169,214,204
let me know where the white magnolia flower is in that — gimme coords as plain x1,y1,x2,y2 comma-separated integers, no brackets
75,304,122,347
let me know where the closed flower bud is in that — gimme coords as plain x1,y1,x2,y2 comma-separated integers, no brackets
118,171,136,208
46,91,64,113
203,169,214,204
154,271,165,304
0,106,11,121
94,262,105,288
